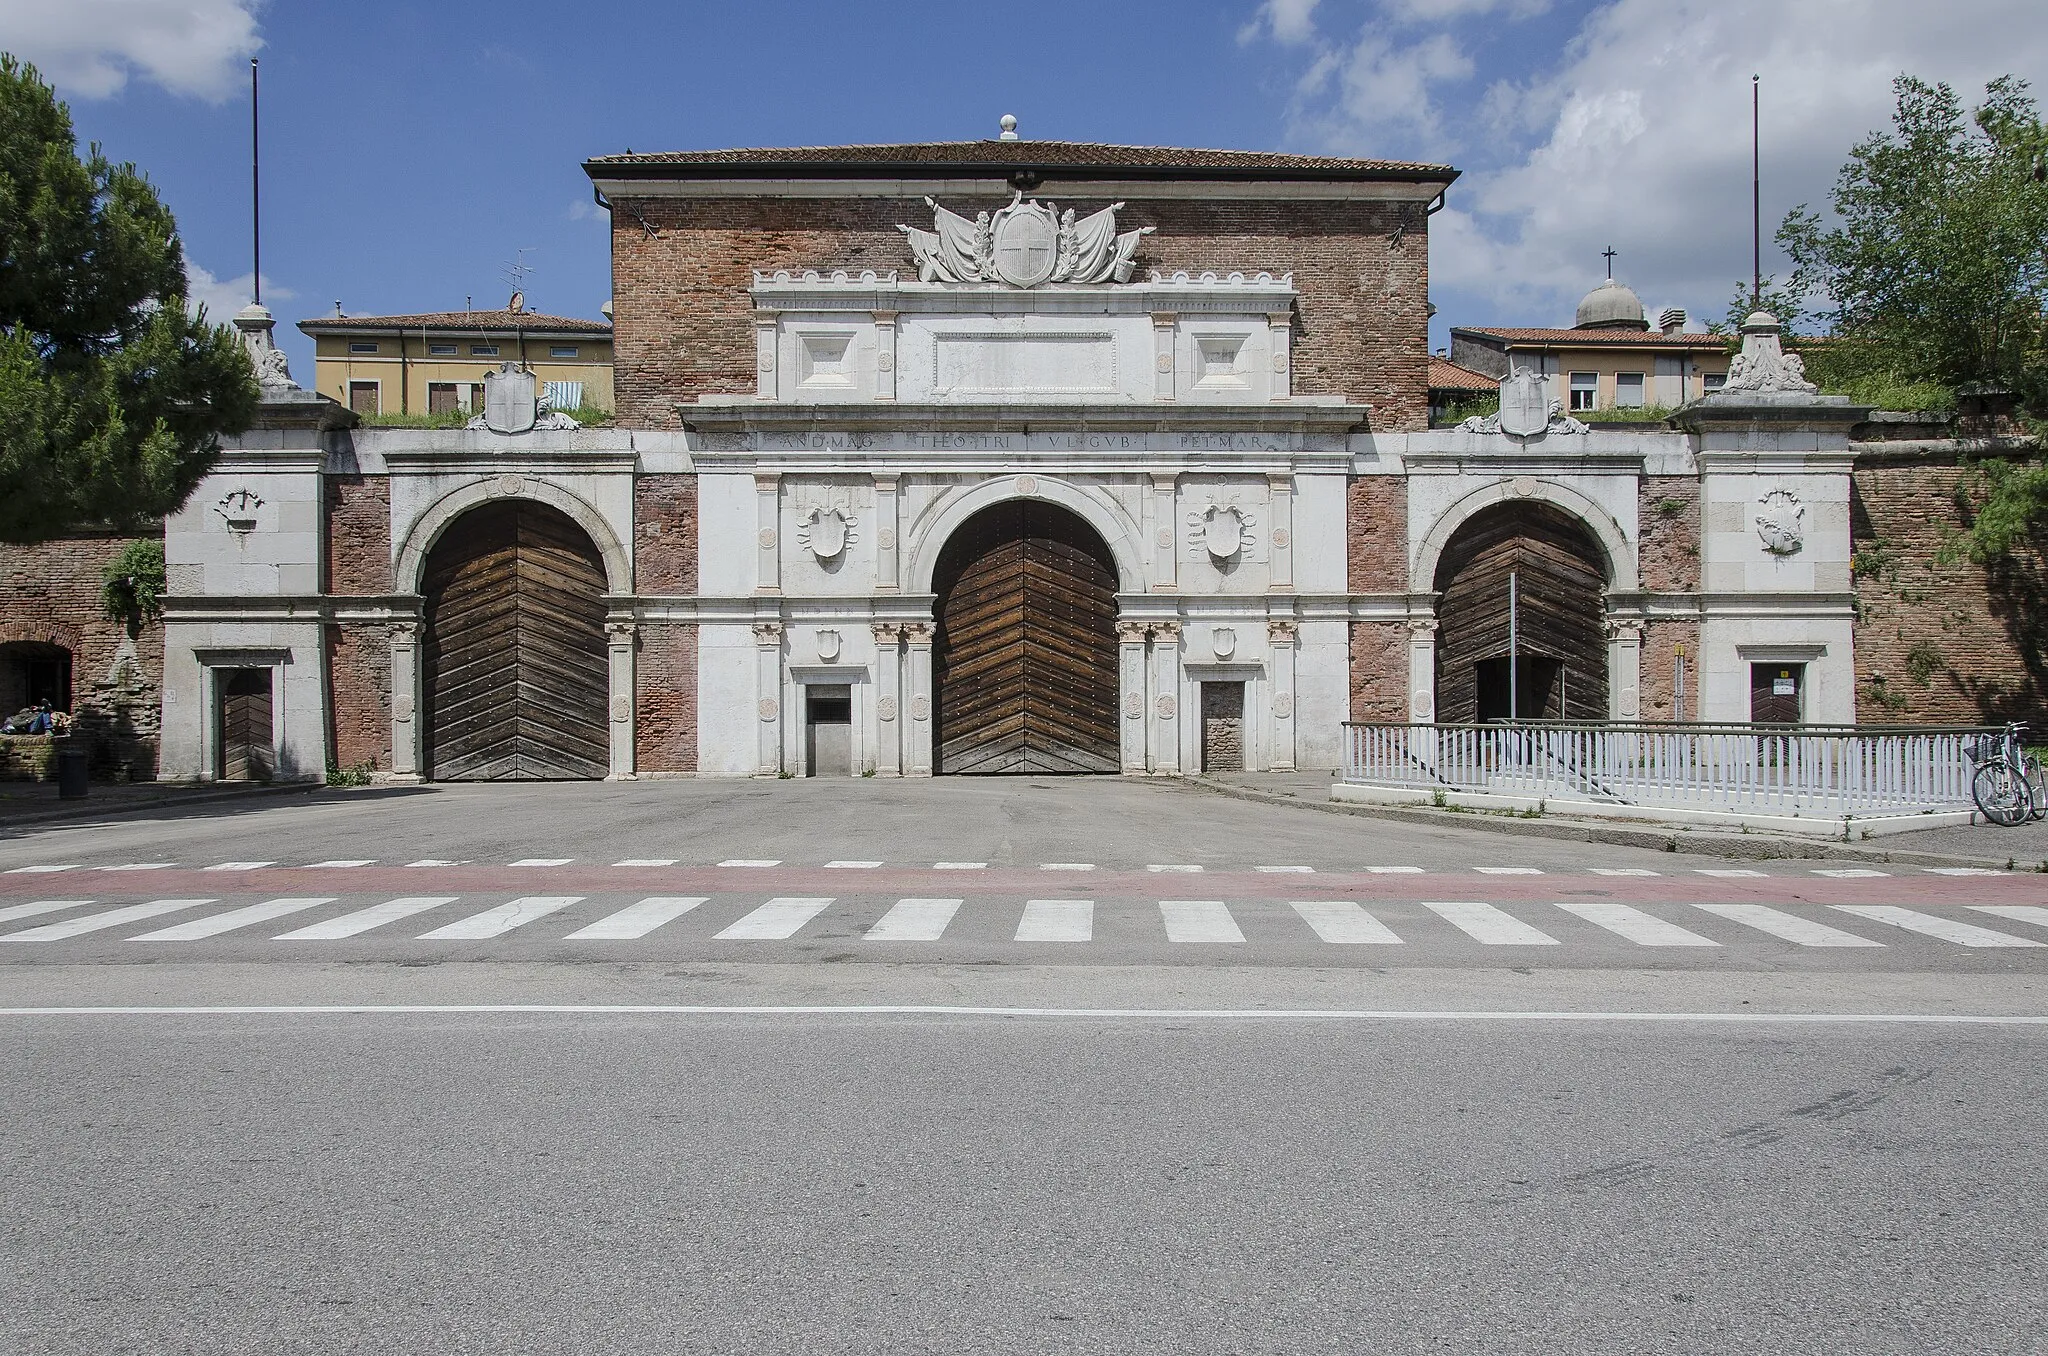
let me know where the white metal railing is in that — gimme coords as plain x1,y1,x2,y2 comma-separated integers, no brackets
1341,721,1992,818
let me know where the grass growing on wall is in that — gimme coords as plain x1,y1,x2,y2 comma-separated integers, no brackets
358,404,614,429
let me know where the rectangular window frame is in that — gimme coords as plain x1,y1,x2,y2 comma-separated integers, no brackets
1568,371,1599,412
427,342,458,357
548,345,578,359
348,341,379,354
1614,371,1647,409
346,380,381,415
470,343,501,357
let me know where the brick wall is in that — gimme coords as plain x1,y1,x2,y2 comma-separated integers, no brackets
0,534,162,779
610,195,1431,431
1347,477,1409,591
1640,619,1702,722
1851,458,2046,726
327,622,392,772
1349,621,1410,722
1638,477,1700,593
636,622,698,772
325,474,392,594
633,475,698,593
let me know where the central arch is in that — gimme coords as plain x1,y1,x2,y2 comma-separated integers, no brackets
933,500,1122,774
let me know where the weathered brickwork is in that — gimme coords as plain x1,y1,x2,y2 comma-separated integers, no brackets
610,197,1431,432
324,474,392,595
1638,477,1701,593
1347,477,1409,591
0,534,162,779
1640,619,1703,722
328,622,392,772
1349,621,1410,722
636,622,698,772
1850,458,2046,726
633,475,698,593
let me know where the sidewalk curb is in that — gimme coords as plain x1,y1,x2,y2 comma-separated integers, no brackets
1178,776,2047,873
0,781,323,829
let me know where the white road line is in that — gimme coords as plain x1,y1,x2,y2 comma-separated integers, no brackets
1554,901,1721,947
406,859,465,867
1147,864,1203,873
1814,868,1890,878
4,865,78,874
0,900,93,926
1475,867,1542,875
1367,865,1424,874
932,862,987,871
715,897,834,940
3,899,213,941
132,897,335,942
1692,903,1885,948
1420,901,1559,946
1256,865,1315,874
865,898,964,942
1968,905,2048,932
1160,900,1244,944
824,861,883,869
1589,868,1662,877
419,896,583,941
276,896,457,940
1016,899,1093,942
1290,900,1401,944
719,859,780,868
566,896,707,940
613,859,678,868
203,861,273,871
1924,867,2003,876
302,860,374,869
1830,905,2045,948
97,863,175,872
1040,863,1094,871
1698,869,1768,878
508,858,573,868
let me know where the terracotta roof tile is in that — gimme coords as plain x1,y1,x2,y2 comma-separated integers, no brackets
586,139,1454,178
297,309,611,335
1452,326,1728,347
1429,357,1499,391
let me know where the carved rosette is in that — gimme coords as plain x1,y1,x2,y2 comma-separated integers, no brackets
877,696,898,722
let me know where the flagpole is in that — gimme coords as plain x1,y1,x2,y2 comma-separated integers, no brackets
251,58,261,306
1751,73,1761,309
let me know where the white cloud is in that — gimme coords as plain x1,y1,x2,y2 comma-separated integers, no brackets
1380,0,1548,21
184,262,290,322
567,198,608,223
1241,0,1321,45
0,0,262,100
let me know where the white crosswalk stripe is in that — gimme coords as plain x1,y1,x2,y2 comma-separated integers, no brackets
1475,867,1542,875
98,863,174,872
1813,868,1889,878
4,864,78,874
824,861,882,870
1148,864,1203,873
1256,866,1315,874
1967,905,2048,932
276,896,456,940
715,897,833,940
1690,903,1884,948
1367,865,1423,874
1160,900,1243,943
1553,901,1720,947
1016,899,1092,942
566,896,706,940
406,859,465,867
204,861,273,871
509,858,573,868
1830,905,2044,948
0,899,92,926
1040,863,1094,871
932,863,986,871
419,896,582,941
719,859,780,868
1422,901,1558,945
133,897,335,941
1924,867,2003,876
1290,900,1400,944
4,898,213,941
1698,869,1767,878
865,898,964,941
302,860,374,869
613,859,678,868
1589,868,1661,877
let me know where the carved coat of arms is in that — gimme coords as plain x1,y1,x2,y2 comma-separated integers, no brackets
1187,504,1256,561
797,507,856,562
1754,488,1806,555
481,362,537,435
899,192,1155,286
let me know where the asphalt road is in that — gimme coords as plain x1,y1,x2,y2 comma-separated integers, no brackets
4,779,2045,1353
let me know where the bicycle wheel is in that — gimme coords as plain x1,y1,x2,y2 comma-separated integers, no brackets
1973,762,2032,827
2025,756,2048,822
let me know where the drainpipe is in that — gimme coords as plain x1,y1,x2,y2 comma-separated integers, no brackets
397,330,409,414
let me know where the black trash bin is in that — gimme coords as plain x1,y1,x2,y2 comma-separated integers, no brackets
55,743,89,800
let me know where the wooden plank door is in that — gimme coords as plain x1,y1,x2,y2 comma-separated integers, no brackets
216,667,273,782
423,501,610,780
935,502,1121,774
1750,664,1803,724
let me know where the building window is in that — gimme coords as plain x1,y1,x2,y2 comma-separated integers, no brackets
348,341,378,354
1615,372,1646,408
428,343,457,357
427,382,463,415
471,344,500,357
347,381,380,415
543,380,584,410
549,345,578,359
1703,372,1727,392
1569,372,1598,411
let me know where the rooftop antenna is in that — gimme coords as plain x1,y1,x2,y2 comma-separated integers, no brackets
1601,245,1617,281
250,58,260,305
1752,74,1762,309
501,248,537,306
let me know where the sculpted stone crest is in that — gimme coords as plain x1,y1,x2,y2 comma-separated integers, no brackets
899,192,1155,286
1461,371,1591,439
1188,504,1257,561
1754,488,1806,556
796,506,857,562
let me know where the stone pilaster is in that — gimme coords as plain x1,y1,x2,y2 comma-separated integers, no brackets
1151,312,1176,401
872,310,898,401
752,621,784,776
1607,618,1644,722
1150,473,1178,593
873,474,900,593
1267,473,1294,593
872,621,903,776
754,312,779,400
388,619,423,780
1150,620,1182,774
1267,309,1293,401
903,622,934,776
1267,619,1298,772
755,473,781,595
606,620,637,780
1407,616,1438,724
1117,621,1150,774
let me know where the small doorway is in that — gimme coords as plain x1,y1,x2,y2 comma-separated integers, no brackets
1200,682,1244,772
1750,664,1803,724
1474,655,1563,723
805,685,853,777
215,667,274,782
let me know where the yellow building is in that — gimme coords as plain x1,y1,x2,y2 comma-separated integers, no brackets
298,301,613,418
1448,280,1731,414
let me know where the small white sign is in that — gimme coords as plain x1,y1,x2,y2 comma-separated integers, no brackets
1773,677,1796,696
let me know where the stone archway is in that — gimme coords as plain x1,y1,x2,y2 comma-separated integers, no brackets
1432,501,1609,723
421,499,610,779
932,500,1121,774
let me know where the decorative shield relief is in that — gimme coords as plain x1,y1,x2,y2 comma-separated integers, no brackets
796,507,855,562
990,197,1061,287
1754,488,1807,556
1497,370,1549,439
816,628,841,662
482,362,537,435
1189,505,1254,561
1212,627,1236,659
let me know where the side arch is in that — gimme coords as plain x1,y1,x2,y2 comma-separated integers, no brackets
905,476,1147,597
395,479,630,597
1412,479,1636,595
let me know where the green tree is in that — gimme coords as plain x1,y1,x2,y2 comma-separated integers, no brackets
0,56,257,543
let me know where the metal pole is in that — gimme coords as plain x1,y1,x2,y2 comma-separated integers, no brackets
1751,74,1761,309
1508,570,1519,724
1675,643,1686,722
251,58,261,305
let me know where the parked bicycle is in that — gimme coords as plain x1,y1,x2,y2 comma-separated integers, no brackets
1966,722,2048,827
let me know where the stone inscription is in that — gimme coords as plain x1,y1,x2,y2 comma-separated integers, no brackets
706,431,1308,455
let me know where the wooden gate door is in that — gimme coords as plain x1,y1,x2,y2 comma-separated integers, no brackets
423,501,610,780
215,667,273,782
935,501,1121,775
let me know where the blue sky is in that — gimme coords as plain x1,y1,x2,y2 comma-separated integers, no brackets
5,0,2041,380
